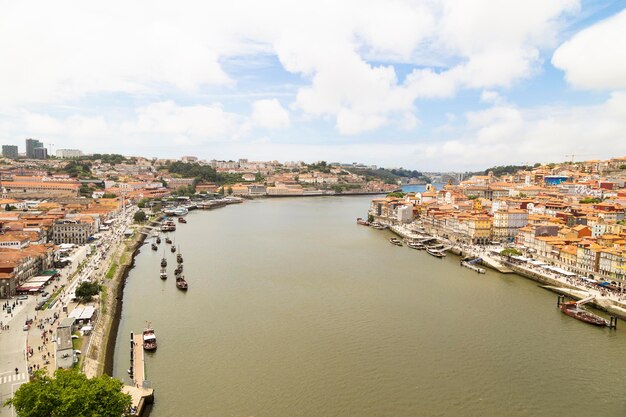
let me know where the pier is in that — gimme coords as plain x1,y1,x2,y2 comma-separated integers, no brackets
123,332,154,416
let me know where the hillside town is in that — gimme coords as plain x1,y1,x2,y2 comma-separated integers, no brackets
369,157,626,288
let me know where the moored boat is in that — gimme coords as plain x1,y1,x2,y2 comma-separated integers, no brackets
176,275,188,290
426,248,445,258
177,251,183,264
156,236,161,244
389,237,403,246
160,267,167,280
143,325,157,350
151,243,158,251
178,217,187,223
559,301,607,327
170,245,176,253
165,238,172,244
407,242,425,250
356,217,370,226
161,256,167,267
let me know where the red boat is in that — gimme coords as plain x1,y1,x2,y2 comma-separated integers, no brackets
560,301,607,327
356,217,370,226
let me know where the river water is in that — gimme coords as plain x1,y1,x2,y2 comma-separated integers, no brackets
113,195,626,417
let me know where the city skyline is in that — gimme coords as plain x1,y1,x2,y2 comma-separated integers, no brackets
1,1,625,170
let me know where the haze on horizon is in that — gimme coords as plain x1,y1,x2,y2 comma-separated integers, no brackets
1,0,625,171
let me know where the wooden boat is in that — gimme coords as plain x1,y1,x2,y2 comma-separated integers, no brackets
176,251,183,264
356,217,370,226
151,243,158,251
407,242,425,250
389,237,403,246
165,238,172,244
160,267,167,280
178,217,187,223
560,301,607,327
142,325,157,350
176,275,188,290
170,245,176,253
156,236,161,244
175,265,183,275
161,256,167,267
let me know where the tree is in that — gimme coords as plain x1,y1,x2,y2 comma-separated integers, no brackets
101,193,117,199
227,186,233,195
75,281,100,302
500,248,522,257
4,369,131,417
133,210,146,223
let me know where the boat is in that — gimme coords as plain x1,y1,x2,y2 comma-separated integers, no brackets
156,236,161,244
142,325,157,350
426,248,445,258
559,301,607,327
161,256,167,267
165,238,172,244
176,275,188,290
173,207,188,216
176,251,183,264
170,245,176,253
356,217,370,226
159,268,167,280
371,222,387,230
175,264,183,275
389,237,403,246
151,243,158,251
407,242,425,250
160,220,177,232
178,217,187,224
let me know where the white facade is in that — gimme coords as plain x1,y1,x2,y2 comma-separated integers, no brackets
56,149,83,158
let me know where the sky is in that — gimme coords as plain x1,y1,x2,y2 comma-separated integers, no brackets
1,0,626,171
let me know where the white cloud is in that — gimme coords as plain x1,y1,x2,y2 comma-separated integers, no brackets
552,8,626,90
0,0,582,136
251,99,290,129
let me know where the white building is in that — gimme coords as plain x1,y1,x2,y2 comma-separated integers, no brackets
56,149,83,158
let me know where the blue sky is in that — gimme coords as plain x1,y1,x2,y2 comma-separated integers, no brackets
0,0,625,170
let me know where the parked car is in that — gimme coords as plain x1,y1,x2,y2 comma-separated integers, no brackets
16,295,28,300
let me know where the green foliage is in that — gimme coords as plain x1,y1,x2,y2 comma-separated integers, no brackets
4,205,16,211
227,186,233,195
63,161,92,178
579,197,602,204
168,161,219,182
4,369,131,417
467,195,478,200
75,281,100,302
386,192,406,198
133,210,147,223
475,165,530,177
367,214,374,223
79,184,93,197
172,185,196,197
83,154,127,165
500,248,522,257
105,262,118,279
102,193,117,199
306,161,331,173
620,164,626,170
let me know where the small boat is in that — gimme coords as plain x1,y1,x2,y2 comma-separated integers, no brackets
389,237,403,246
160,267,167,280
371,222,387,230
560,301,607,327
151,243,158,251
170,245,176,253
156,236,161,244
143,325,157,350
175,265,183,275
176,275,188,290
407,242,425,250
178,217,187,224
161,257,167,267
165,238,172,244
176,251,183,264
356,217,370,226
160,221,177,232
426,248,445,258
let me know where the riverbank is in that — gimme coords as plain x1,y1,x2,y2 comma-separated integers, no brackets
83,224,149,378
385,223,626,321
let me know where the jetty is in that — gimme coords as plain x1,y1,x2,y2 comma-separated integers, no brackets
124,332,154,416
461,258,486,274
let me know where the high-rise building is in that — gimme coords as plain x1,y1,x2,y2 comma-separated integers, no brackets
33,147,48,159
1,145,18,159
56,149,83,158
25,138,44,159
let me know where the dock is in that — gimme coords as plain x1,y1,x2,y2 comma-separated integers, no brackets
461,260,486,274
125,332,154,416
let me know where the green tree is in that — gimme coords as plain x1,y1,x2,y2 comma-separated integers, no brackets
101,193,117,199
75,281,100,302
133,210,147,223
500,248,522,257
227,186,233,195
386,192,405,198
4,369,131,417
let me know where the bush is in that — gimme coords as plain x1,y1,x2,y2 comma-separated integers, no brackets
75,281,100,302
133,210,146,223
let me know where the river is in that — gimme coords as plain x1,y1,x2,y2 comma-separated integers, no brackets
113,195,626,417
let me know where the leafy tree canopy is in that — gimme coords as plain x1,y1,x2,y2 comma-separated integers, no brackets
133,210,147,223
75,281,100,302
4,369,131,417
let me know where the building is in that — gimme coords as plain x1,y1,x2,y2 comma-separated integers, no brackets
56,149,83,158
50,219,94,245
1,145,18,159
33,147,48,159
25,138,44,159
